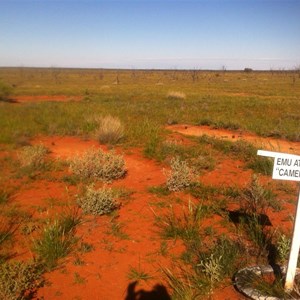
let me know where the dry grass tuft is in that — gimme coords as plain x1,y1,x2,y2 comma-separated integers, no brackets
167,91,186,100
18,144,49,169
96,115,124,145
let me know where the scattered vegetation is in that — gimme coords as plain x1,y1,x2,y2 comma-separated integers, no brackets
163,236,245,298
198,136,273,175
1,69,299,144
0,68,299,298
69,148,126,182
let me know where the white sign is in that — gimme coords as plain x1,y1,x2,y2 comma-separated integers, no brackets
273,156,300,181
257,149,300,292
257,150,300,182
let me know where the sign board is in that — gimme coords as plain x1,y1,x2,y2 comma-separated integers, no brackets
257,150,300,182
273,156,300,181
257,150,300,292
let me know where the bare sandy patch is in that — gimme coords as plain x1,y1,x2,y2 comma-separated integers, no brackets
166,124,300,154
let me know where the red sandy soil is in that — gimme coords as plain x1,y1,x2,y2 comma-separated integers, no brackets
166,124,300,155
11,95,83,103
3,128,299,300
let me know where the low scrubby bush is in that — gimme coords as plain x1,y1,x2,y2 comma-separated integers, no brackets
165,157,193,192
0,260,43,300
69,148,126,182
77,185,119,215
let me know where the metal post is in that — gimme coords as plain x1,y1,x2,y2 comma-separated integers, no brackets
285,184,300,292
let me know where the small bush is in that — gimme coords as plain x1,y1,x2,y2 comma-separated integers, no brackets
167,91,186,100
0,260,43,300
18,144,49,169
165,157,193,192
96,115,124,145
77,185,119,216
69,148,126,182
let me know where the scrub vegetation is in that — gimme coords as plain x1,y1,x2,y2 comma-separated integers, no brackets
0,68,299,145
0,67,299,299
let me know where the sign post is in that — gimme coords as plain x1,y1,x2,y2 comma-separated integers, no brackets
257,150,300,292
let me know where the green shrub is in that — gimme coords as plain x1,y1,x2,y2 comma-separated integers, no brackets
96,115,124,145
0,260,43,300
165,157,193,192
77,185,119,215
18,144,49,169
69,148,126,182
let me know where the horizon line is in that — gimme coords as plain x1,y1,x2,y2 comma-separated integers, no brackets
1,65,298,72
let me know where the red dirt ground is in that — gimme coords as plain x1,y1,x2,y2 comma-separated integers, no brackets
166,124,300,154
2,125,300,300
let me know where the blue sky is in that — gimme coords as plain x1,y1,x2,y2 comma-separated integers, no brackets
0,0,299,70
